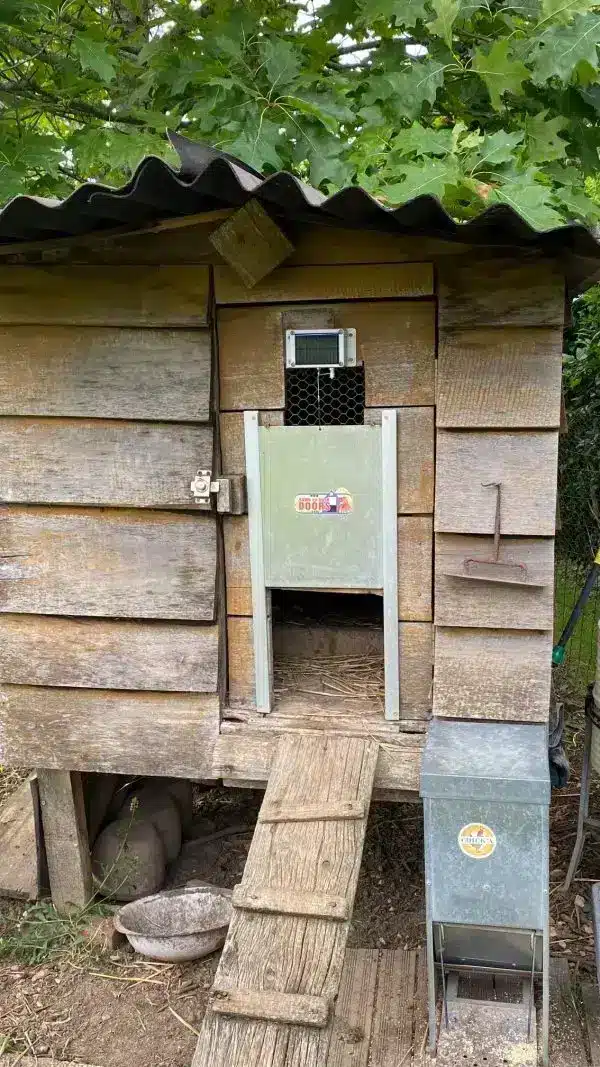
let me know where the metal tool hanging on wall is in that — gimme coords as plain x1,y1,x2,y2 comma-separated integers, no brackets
444,481,542,587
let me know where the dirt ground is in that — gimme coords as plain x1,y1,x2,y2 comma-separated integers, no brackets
0,695,598,1066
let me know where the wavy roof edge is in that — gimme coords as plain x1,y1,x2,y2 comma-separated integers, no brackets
1,131,600,268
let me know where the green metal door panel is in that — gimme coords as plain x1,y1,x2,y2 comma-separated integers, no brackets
260,425,382,588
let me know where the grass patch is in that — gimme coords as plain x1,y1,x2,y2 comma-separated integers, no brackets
0,899,113,967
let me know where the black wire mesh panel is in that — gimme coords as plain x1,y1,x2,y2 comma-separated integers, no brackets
284,366,365,426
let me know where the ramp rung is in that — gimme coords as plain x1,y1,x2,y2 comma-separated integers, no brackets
260,799,366,823
210,988,330,1028
232,884,350,920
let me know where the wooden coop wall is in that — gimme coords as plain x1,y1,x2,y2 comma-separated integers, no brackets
0,262,221,777
215,231,564,728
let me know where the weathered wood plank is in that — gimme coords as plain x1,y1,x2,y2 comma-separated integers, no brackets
232,885,350,921
260,800,366,823
0,326,212,421
224,515,432,619
0,506,217,620
0,614,219,692
370,949,417,1067
0,777,39,901
218,302,435,410
212,729,423,793
220,411,283,475
435,534,555,629
37,770,92,914
0,266,209,325
0,419,213,508
0,687,220,778
287,227,469,266
580,983,600,1067
365,408,434,513
437,327,563,429
412,947,429,1067
326,948,378,1067
438,257,565,329
209,201,294,287
435,431,559,535
433,627,553,722
228,618,432,716
210,989,330,1028
214,263,433,304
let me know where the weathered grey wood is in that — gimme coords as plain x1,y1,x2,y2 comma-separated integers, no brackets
0,506,217,620
0,419,213,507
214,262,434,304
437,327,563,429
209,201,294,287
370,949,417,1067
37,770,92,913
0,614,219,692
287,227,467,266
210,988,330,1028
0,687,220,778
581,982,600,1066
220,411,283,475
433,627,553,722
412,947,429,1067
224,515,432,620
435,534,555,629
435,431,559,535
195,735,378,1067
326,948,378,1067
260,800,366,823
217,475,247,515
365,407,435,513
0,777,39,900
549,957,588,1067
229,618,432,717
212,729,423,793
0,326,212,421
0,265,209,325
438,257,565,329
218,302,435,410
232,885,350,920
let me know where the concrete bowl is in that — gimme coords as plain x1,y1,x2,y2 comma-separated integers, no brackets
114,885,233,962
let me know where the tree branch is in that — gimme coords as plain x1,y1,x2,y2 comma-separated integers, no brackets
0,79,145,127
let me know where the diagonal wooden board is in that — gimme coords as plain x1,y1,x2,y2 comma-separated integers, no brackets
193,734,379,1067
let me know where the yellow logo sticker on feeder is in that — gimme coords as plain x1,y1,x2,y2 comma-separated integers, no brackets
458,823,497,860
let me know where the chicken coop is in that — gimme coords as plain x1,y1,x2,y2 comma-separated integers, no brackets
0,136,598,1067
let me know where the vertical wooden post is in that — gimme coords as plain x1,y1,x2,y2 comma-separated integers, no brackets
37,770,93,913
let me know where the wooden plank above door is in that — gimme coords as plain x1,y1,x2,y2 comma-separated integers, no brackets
214,263,434,304
0,326,212,421
0,266,209,326
438,257,564,329
0,419,213,509
218,301,435,410
0,506,217,620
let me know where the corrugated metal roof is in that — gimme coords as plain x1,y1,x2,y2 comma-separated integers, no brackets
1,131,600,265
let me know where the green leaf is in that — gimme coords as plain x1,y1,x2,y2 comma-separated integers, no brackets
428,0,461,46
386,58,447,119
383,157,461,202
531,15,600,85
262,38,302,91
359,0,430,24
391,122,454,157
488,171,564,229
524,111,567,163
470,129,525,167
553,183,600,222
287,91,355,133
72,35,116,83
541,0,595,24
472,39,529,109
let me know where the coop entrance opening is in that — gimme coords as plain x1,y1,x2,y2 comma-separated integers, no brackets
271,589,384,719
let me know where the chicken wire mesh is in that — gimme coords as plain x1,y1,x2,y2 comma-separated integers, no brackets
284,366,365,426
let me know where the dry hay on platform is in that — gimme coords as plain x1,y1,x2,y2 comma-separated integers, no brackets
273,653,385,706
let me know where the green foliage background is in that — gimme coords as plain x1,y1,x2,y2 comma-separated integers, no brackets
1,0,600,227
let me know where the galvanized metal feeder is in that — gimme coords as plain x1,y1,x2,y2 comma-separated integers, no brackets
421,719,550,1066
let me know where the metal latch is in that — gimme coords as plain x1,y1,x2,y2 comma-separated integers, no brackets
190,469,219,506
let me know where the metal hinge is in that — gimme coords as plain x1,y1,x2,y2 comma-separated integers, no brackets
190,469,219,507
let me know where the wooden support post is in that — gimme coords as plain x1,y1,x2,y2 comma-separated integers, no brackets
37,770,92,913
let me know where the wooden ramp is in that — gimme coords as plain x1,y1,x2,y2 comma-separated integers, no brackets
193,734,378,1067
